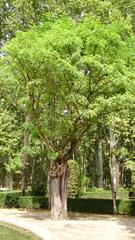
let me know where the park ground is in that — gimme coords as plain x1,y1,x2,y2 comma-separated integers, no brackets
0,209,135,240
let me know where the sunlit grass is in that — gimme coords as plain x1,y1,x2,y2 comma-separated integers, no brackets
82,189,128,199
0,223,39,240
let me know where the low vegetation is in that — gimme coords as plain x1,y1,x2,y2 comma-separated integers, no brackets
0,223,39,240
82,189,129,199
0,191,134,216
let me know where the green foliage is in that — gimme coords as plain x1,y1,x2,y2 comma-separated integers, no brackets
112,0,135,32
125,160,135,172
125,160,135,191
68,198,113,214
31,159,47,196
2,15,134,151
18,196,48,209
0,191,48,209
67,160,80,198
68,198,135,215
117,199,135,215
82,189,128,199
0,108,22,179
80,175,90,192
0,110,20,158
0,191,21,208
0,191,134,215
1,1,135,205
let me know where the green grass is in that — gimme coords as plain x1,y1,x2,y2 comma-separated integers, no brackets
82,189,129,199
0,223,39,240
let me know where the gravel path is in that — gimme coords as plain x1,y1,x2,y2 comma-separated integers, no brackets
0,209,135,240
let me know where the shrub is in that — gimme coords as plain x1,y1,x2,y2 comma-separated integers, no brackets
117,199,135,215
67,160,80,198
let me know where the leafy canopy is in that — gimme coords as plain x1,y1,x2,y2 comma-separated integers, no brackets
2,15,135,158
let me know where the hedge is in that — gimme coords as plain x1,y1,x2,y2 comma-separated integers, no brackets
0,191,21,208
68,198,135,215
68,198,113,214
0,192,134,215
0,192,48,209
18,196,48,209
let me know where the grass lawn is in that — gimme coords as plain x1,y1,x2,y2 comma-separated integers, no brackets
82,189,129,199
0,223,39,240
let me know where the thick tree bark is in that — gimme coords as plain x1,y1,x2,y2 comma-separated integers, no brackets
21,114,30,195
50,160,68,220
48,137,77,220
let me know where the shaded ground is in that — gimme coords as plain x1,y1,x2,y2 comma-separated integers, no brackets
0,209,135,240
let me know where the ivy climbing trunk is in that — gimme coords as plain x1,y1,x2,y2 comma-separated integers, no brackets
50,160,68,220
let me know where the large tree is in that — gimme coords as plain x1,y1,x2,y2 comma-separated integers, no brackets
2,13,135,218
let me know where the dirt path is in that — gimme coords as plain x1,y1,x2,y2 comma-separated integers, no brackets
0,209,135,240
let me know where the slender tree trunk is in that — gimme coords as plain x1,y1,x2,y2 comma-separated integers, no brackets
21,114,30,195
47,173,51,209
31,157,36,194
5,173,13,189
48,158,53,210
96,139,103,188
109,154,117,214
9,173,13,190
50,160,68,220
109,124,119,215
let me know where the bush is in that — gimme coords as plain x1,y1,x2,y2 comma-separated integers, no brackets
67,160,80,198
117,199,135,215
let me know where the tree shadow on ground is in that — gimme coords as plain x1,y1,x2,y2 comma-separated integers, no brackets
116,216,135,240
16,210,51,221
68,212,115,220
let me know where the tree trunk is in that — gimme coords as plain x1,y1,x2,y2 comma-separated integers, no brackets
5,173,13,190
21,114,30,195
109,123,119,215
96,139,103,188
109,154,118,214
50,160,68,220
